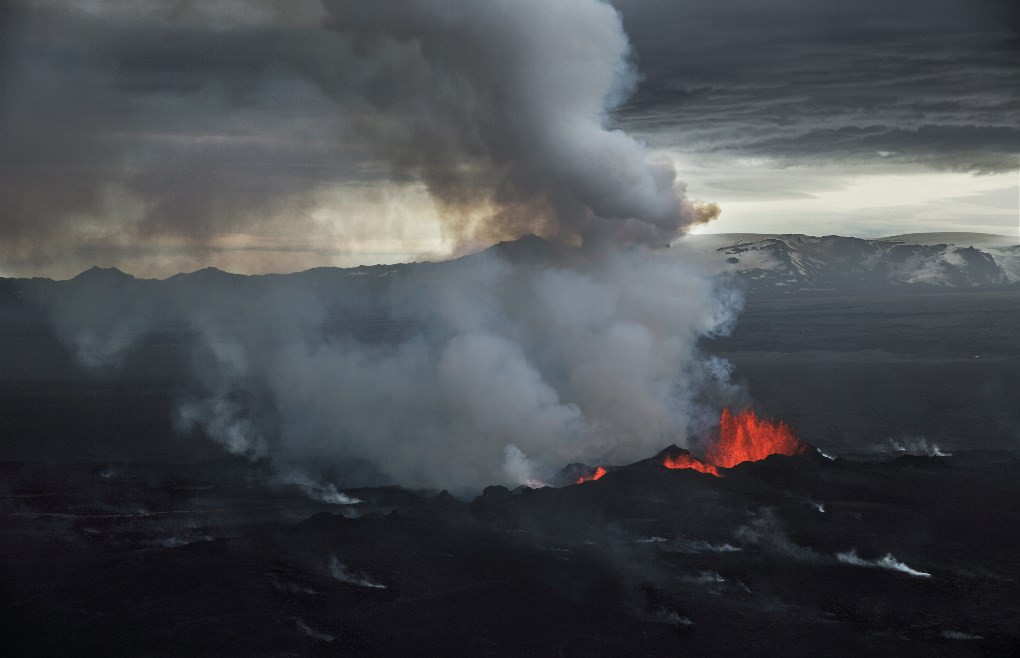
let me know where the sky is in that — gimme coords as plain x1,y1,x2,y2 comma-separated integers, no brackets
1,0,1018,278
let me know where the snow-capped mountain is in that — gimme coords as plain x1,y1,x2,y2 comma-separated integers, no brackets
679,233,1019,294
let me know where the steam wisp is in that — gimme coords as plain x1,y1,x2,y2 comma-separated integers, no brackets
836,550,932,577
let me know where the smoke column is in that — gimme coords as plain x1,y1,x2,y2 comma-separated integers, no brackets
316,0,719,247
32,0,741,490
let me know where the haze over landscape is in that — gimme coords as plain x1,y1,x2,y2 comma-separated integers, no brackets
1,1,1018,654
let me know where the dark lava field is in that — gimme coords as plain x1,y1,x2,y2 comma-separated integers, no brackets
2,447,1018,655
2,255,1019,655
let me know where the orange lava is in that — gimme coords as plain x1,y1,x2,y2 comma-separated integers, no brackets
661,408,806,476
573,409,804,484
663,453,720,477
576,466,607,484
705,408,807,468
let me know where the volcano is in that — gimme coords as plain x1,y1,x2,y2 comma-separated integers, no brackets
579,408,808,480
708,408,807,468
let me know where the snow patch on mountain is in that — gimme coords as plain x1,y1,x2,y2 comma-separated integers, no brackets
676,233,1018,294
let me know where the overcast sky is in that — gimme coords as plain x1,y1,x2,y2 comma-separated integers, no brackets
2,0,1017,278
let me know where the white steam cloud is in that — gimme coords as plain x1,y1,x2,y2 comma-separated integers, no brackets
317,0,718,245
28,0,739,491
884,437,952,457
329,556,386,589
836,550,932,577
734,509,820,561
40,247,740,489
258,248,739,487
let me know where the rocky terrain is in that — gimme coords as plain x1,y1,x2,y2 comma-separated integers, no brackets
2,446,1018,655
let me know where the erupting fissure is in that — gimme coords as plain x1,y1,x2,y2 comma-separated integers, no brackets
576,466,607,485
578,408,806,484
706,408,807,468
662,453,720,477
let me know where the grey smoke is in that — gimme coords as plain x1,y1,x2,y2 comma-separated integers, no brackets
329,556,386,589
836,549,932,577
941,630,983,641
316,0,719,245
734,509,820,561
38,246,740,490
659,537,741,554
17,0,743,490
884,436,952,457
242,247,738,487
278,470,363,505
294,618,336,643
1,0,719,276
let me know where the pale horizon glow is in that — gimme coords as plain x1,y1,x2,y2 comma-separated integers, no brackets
686,167,1019,240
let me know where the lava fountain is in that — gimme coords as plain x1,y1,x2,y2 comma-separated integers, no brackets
705,408,807,468
662,453,720,477
576,408,806,484
576,466,607,484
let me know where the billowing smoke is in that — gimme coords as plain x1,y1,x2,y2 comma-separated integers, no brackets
37,245,740,490
21,0,741,491
256,249,739,487
3,0,717,276
313,0,719,247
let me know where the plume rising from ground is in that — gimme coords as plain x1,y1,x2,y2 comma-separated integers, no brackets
28,245,741,489
12,0,739,491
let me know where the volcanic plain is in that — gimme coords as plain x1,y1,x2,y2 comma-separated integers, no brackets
2,235,1018,655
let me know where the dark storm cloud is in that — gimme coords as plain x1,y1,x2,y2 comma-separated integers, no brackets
739,125,1019,174
0,0,362,269
611,0,1020,173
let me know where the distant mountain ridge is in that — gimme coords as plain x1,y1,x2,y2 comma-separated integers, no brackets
4,233,1019,297
682,232,1020,295
878,232,1016,248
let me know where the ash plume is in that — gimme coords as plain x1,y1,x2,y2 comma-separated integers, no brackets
2,0,717,276
34,246,740,490
16,0,741,491
304,0,719,247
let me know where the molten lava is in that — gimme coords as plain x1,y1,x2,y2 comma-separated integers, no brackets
706,408,807,468
662,453,720,477
576,466,607,484
661,408,806,476
575,408,805,485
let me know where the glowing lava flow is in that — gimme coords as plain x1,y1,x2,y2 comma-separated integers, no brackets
576,466,607,484
706,408,807,468
662,408,806,475
577,408,805,485
662,453,720,477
